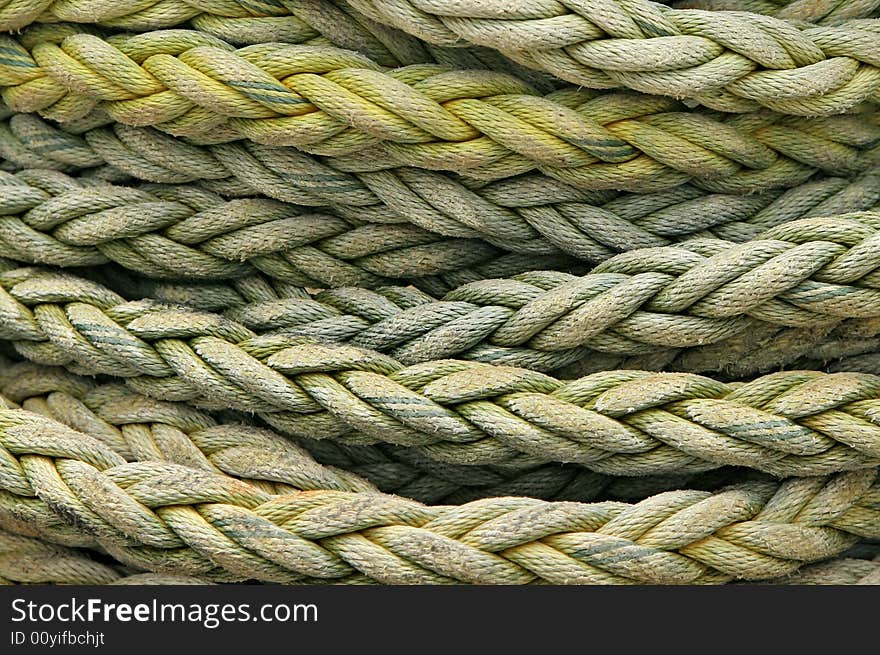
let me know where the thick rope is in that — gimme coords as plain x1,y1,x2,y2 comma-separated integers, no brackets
0,169,570,288
0,529,210,584
3,113,879,263
0,0,565,97
0,358,770,504
766,553,880,583
674,0,880,25
344,0,880,115
4,213,877,375
1,29,878,191
5,263,880,474
0,406,877,583
1,162,879,270
0,361,377,496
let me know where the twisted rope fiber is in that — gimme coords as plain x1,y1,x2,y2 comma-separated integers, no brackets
1,29,879,193
0,0,569,96
675,0,880,24
0,529,210,584
0,169,574,289
3,170,879,288
0,405,877,583
0,360,377,496
0,358,769,505
8,211,880,375
0,0,880,115
8,264,880,474
47,219,880,379
3,115,879,263
345,0,880,115
764,552,880,583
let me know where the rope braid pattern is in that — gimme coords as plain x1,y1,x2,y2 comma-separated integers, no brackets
0,357,772,505
0,360,377,496
345,0,880,115
766,552,880,583
0,168,573,289
0,0,567,95
5,212,877,375
0,405,877,583
0,529,210,584
6,264,880,474
1,28,878,192
675,0,880,25
3,113,879,263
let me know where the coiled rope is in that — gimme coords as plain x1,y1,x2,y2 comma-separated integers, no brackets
6,264,880,474
0,0,877,587
0,405,877,583
1,28,878,190
345,0,880,115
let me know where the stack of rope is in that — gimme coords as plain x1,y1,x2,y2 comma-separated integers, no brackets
0,0,878,585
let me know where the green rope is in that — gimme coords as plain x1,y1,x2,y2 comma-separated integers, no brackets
0,528,211,584
0,405,877,583
5,212,878,373
1,358,766,504
345,0,880,115
0,28,878,190
2,118,879,262
5,262,880,474
0,169,549,288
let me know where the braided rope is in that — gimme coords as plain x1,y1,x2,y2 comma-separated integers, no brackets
0,163,880,274
345,0,880,115
0,358,771,504
0,529,210,584
0,360,377,496
5,212,878,375
0,29,878,191
5,263,880,473
767,553,880,583
0,405,877,583
0,168,562,288
674,0,880,25
3,113,879,263
0,0,565,97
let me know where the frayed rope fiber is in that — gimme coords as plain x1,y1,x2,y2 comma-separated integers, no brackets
0,0,878,585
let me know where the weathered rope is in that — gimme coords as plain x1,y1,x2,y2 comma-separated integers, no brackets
0,357,770,504
3,113,879,263
5,212,877,375
0,168,569,288
0,529,210,584
1,28,878,190
766,553,880,583
2,162,880,274
0,405,877,583
5,263,880,474
674,0,880,25
0,361,377,496
344,0,880,115
0,0,564,96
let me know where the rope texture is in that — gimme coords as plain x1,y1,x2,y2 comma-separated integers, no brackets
0,405,877,583
6,263,880,474
1,28,878,191
2,112,879,263
4,212,878,375
0,529,210,584
0,357,772,505
345,0,880,115
0,0,877,587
